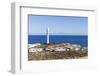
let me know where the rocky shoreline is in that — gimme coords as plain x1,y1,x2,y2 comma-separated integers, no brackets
28,43,88,60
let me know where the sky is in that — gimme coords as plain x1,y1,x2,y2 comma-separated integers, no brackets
28,15,88,35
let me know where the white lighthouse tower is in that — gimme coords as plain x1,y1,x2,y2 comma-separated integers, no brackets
46,27,49,44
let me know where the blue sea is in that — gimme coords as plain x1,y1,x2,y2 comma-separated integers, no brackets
28,35,88,47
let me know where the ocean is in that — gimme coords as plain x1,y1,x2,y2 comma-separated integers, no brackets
28,35,88,47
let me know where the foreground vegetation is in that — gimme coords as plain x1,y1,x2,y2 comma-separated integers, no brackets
28,51,88,60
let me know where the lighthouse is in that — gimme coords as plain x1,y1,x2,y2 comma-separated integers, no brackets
46,27,49,44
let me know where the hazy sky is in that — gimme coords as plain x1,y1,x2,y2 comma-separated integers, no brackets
28,15,88,35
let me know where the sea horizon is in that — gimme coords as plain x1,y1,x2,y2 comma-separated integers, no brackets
28,35,88,47
28,35,88,36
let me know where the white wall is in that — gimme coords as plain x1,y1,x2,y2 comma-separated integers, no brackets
0,0,100,76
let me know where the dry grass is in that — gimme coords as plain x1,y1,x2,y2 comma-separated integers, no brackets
28,51,88,61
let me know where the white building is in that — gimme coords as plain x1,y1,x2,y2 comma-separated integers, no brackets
29,48,43,52
71,44,81,51
46,47,66,52
74,47,81,51
28,43,41,49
